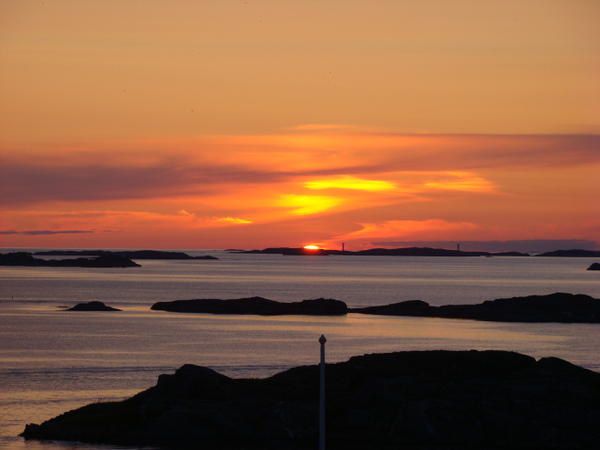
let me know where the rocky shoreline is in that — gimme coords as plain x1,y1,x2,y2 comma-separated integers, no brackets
21,350,600,449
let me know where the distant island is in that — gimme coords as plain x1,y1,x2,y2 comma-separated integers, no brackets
538,249,600,257
21,350,600,449
151,297,347,315
0,252,140,268
67,301,121,311
235,246,530,257
588,263,600,271
150,293,600,323
35,250,218,260
352,292,600,323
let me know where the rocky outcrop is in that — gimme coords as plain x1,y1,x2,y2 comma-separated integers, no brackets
587,263,600,271
490,251,530,256
151,296,347,316
150,293,600,322
352,292,600,323
35,250,218,260
0,252,140,268
21,350,600,449
67,301,121,311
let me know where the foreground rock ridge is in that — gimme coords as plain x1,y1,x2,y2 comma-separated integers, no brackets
151,293,600,323
22,350,600,449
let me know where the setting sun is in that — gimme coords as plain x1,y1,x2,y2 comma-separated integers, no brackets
303,244,321,251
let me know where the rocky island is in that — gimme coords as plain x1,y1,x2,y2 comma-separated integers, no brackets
352,292,600,323
67,301,121,311
539,249,600,257
35,249,218,260
21,350,600,449
0,252,140,268
587,263,600,271
150,293,600,323
151,296,347,315
237,246,530,257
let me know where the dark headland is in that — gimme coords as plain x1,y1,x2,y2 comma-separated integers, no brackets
67,301,121,312
236,246,530,256
0,252,140,268
151,293,600,323
352,292,600,323
151,296,347,315
539,249,600,257
587,263,600,271
35,249,218,260
21,350,600,449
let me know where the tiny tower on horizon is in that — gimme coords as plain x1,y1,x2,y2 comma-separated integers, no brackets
342,242,345,252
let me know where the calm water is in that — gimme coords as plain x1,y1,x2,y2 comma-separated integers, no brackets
1,251,599,449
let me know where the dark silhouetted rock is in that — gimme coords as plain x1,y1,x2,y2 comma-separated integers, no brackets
0,252,140,268
67,301,121,312
240,246,519,257
539,249,600,257
490,251,530,256
151,296,347,316
35,250,218,260
587,263,600,271
21,350,600,449
241,247,327,255
352,292,600,323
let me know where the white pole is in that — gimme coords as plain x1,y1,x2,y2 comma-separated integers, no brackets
319,334,327,450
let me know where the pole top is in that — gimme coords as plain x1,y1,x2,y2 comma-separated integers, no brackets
319,334,327,344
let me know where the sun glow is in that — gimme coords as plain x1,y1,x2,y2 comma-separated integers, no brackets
303,244,321,251
305,177,395,192
278,194,340,215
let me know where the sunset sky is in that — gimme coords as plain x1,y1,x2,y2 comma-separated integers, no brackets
1,1,599,250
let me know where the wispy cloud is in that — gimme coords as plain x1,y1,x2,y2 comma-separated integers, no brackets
0,229,94,235
327,219,478,248
216,217,253,224
1,129,598,247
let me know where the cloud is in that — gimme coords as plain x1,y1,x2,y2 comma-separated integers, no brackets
216,217,253,224
329,219,478,246
1,132,595,208
0,159,288,206
0,229,94,235
1,130,598,247
422,171,496,193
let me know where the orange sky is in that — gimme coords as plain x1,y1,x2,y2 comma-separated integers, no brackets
1,1,599,249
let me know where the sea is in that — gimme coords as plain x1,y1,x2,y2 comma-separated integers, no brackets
1,249,599,449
